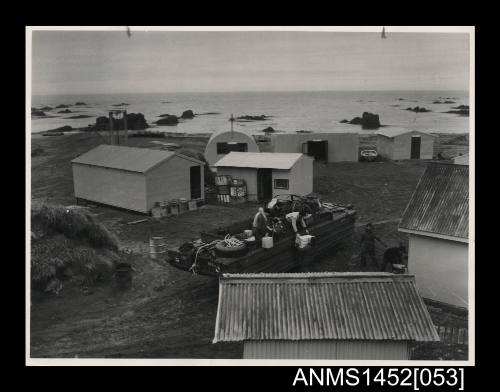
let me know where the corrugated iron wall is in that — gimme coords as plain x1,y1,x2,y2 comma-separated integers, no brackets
243,340,409,360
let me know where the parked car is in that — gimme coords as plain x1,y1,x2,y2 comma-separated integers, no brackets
360,149,379,162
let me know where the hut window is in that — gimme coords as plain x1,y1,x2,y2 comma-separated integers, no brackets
274,179,289,190
217,142,248,154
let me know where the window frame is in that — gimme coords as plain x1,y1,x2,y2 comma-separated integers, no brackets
274,178,290,190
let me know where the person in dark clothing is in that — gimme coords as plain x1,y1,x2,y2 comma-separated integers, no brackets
381,244,407,272
359,223,387,269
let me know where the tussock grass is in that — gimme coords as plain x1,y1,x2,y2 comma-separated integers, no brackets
31,203,120,291
31,202,119,251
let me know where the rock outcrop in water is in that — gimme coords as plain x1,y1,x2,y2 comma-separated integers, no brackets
75,102,87,106
181,110,195,119
349,112,381,129
58,109,73,113
155,115,179,126
67,114,93,119
93,113,149,131
406,106,431,113
445,105,469,116
32,110,46,117
56,104,70,108
262,126,275,133
235,115,270,121
112,103,130,106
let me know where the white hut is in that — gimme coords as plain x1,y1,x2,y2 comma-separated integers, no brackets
399,163,469,308
72,145,205,214
377,129,435,160
204,128,260,167
214,152,313,201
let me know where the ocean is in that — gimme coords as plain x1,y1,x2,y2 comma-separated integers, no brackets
30,90,469,135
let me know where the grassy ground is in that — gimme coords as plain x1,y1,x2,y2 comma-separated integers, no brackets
30,132,468,359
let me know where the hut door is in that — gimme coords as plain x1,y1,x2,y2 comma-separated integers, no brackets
411,136,421,159
190,166,201,199
257,169,273,201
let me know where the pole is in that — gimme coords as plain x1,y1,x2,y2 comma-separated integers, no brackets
109,112,114,145
123,110,128,146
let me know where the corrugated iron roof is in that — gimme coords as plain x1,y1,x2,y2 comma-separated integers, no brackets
213,272,439,343
71,145,202,173
399,163,468,239
214,152,304,169
376,128,435,138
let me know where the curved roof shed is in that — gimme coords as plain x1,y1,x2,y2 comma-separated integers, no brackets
204,129,260,166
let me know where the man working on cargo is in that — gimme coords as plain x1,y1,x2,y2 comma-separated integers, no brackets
359,223,387,269
252,207,268,241
380,243,407,272
286,209,308,236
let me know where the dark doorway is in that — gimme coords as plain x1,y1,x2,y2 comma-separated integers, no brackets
257,168,273,201
410,136,421,159
190,166,201,199
302,140,328,161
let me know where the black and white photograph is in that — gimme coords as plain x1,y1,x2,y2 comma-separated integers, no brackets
26,26,474,365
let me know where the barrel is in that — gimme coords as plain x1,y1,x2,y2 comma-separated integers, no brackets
150,237,166,259
179,198,189,212
115,262,132,291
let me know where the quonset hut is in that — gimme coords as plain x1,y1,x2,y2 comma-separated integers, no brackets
204,128,260,167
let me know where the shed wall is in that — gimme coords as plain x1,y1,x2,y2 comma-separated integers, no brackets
72,164,147,213
145,156,204,211
270,133,359,162
377,131,434,160
271,156,313,196
393,132,434,160
243,340,409,359
376,135,394,159
408,234,468,308
205,131,260,166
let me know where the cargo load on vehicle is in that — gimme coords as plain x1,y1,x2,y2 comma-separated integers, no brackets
165,196,356,276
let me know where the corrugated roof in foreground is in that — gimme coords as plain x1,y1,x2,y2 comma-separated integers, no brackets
399,163,469,239
71,145,203,173
214,152,304,169
213,272,439,343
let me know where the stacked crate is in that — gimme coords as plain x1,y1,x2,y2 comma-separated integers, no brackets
215,175,247,204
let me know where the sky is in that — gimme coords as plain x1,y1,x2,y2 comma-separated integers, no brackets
31,29,470,95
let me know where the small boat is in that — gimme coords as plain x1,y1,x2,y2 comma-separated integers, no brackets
166,202,357,277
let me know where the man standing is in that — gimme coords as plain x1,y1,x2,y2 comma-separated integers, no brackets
359,223,386,269
252,207,268,241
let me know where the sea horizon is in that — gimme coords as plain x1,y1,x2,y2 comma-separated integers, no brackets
31,89,470,135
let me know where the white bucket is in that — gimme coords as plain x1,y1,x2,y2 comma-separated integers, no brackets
262,236,273,249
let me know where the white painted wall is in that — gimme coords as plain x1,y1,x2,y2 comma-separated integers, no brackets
146,156,205,211
243,340,409,359
269,133,359,162
72,164,147,213
272,155,313,197
408,234,468,308
378,131,435,160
